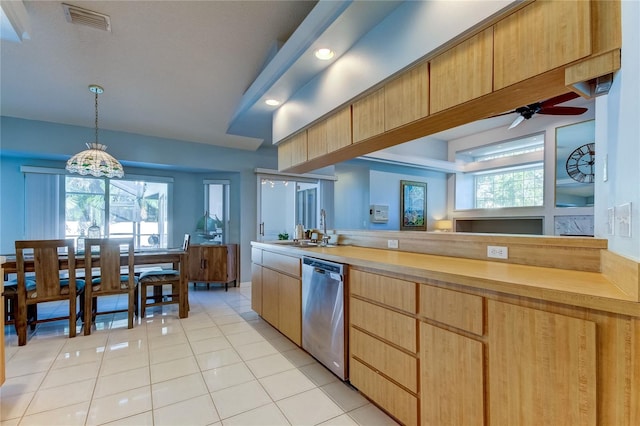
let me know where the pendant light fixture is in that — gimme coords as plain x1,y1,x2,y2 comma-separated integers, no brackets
66,84,124,178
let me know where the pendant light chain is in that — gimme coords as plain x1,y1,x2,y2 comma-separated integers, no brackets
95,89,99,144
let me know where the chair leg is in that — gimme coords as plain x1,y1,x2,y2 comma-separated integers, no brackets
17,295,28,346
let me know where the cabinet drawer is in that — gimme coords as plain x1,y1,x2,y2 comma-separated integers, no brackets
420,284,483,336
251,248,262,264
262,251,300,277
350,358,418,426
350,297,416,352
350,269,416,313
350,327,417,393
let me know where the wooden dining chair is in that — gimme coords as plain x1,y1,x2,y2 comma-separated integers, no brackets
139,266,187,318
14,239,84,346
83,238,138,335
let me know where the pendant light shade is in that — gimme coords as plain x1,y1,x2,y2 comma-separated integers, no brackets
66,85,124,178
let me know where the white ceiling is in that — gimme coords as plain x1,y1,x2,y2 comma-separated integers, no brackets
0,0,403,154
1,0,595,168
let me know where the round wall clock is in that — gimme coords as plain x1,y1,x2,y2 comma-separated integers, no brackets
565,142,595,183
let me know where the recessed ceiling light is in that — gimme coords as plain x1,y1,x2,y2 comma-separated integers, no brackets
265,99,280,106
314,48,334,60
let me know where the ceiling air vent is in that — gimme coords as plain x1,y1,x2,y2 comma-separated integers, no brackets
62,3,111,32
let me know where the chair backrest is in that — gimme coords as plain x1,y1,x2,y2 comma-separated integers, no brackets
182,233,191,251
15,239,76,300
84,238,135,292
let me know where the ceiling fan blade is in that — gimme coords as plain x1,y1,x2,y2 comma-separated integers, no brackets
508,115,525,129
485,110,517,119
540,92,580,108
538,106,588,115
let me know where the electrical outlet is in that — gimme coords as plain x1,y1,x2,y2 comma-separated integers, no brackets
387,239,399,249
487,245,508,259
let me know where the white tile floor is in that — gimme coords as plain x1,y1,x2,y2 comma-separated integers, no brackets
1,283,399,425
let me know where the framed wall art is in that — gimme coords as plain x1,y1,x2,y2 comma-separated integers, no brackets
400,180,427,231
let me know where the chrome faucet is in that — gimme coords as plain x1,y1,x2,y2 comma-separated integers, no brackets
320,209,329,246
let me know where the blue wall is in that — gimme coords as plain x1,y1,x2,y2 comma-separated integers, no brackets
334,159,448,231
1,116,278,281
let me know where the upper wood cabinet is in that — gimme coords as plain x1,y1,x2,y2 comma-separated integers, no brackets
352,88,385,143
493,0,591,89
278,131,307,171
306,119,327,161
384,62,429,130
326,106,352,153
307,106,352,160
430,28,493,113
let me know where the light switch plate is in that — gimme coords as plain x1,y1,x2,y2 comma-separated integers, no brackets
617,202,632,238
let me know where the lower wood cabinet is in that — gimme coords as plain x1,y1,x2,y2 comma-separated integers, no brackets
350,358,418,426
187,244,237,287
250,263,262,315
420,323,484,426
487,300,597,425
349,268,418,425
251,249,302,346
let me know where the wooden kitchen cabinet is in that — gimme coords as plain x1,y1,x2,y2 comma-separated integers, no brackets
487,300,597,425
430,28,493,114
250,263,262,315
187,244,237,290
261,267,280,328
384,62,429,130
252,249,302,345
352,88,385,143
277,272,301,345
349,268,418,425
420,323,484,426
326,106,352,153
277,131,307,171
308,106,353,160
493,0,591,90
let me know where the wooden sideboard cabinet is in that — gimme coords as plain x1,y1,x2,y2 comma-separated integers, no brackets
187,244,237,290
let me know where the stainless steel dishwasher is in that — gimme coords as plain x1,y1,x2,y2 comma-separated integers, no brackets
302,256,347,380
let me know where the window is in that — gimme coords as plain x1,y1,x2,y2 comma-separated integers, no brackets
475,166,544,208
454,133,545,210
23,167,172,249
203,180,230,243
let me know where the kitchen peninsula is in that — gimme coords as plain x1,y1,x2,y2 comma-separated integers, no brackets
251,232,640,426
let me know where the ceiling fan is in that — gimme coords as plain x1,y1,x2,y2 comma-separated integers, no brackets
490,92,588,129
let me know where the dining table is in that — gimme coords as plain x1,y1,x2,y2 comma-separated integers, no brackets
2,248,189,318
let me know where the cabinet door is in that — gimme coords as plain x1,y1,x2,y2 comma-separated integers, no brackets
326,106,352,153
251,263,262,315
420,323,484,426
187,246,206,281
206,246,228,282
278,273,301,345
430,28,493,114
307,120,327,161
277,138,293,171
493,0,591,89
261,268,279,327
352,88,384,143
384,62,429,130
487,300,596,425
